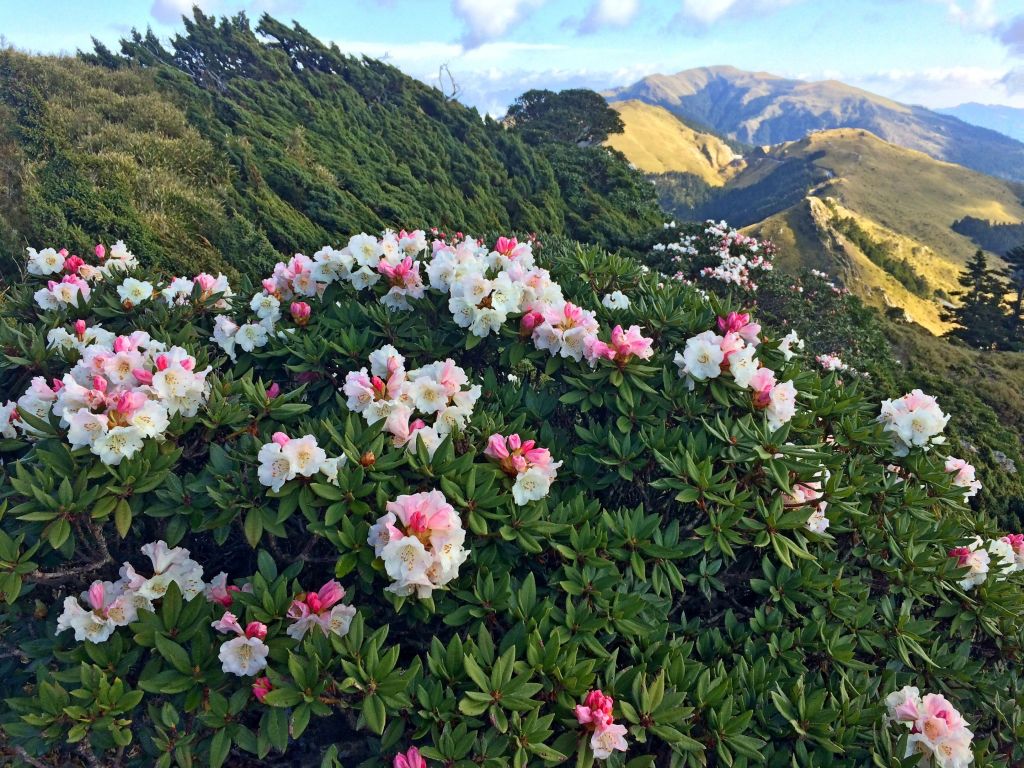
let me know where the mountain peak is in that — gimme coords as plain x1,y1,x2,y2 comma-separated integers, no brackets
604,67,1024,181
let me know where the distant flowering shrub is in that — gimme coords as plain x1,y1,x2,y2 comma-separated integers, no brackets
0,229,1021,767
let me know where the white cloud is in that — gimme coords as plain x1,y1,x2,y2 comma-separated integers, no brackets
675,0,802,25
847,66,1024,109
942,0,997,31
579,0,641,33
452,0,549,47
151,0,201,25
150,0,302,26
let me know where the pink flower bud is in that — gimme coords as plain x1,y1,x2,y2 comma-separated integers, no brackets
245,621,268,640
64,256,85,274
113,336,130,353
92,376,108,393
74,319,87,337
271,432,290,447
393,747,427,768
266,382,281,399
87,582,106,612
59,248,69,257
262,279,277,294
520,310,543,334
290,301,312,326
495,236,518,256
94,244,106,260
194,273,216,292
155,354,169,372
252,676,273,702
132,369,153,385
51,378,64,392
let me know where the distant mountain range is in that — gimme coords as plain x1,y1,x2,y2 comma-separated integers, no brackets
606,90,1024,333
937,102,1024,143
604,65,1024,182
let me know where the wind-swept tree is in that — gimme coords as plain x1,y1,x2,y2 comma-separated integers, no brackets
505,88,624,146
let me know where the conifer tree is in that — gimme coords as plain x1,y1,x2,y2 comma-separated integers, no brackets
943,249,1012,348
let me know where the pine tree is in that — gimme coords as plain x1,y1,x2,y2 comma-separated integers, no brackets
943,249,1012,348
1004,243,1024,341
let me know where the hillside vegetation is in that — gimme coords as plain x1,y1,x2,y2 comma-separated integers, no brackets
605,65,1024,182
0,13,660,281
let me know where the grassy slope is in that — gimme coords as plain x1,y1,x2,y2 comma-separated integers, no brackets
605,100,744,183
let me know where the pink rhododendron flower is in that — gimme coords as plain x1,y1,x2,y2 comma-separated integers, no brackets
485,433,561,505
286,580,356,640
393,747,427,768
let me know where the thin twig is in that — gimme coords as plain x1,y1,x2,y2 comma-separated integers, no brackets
27,519,112,585
9,745,52,768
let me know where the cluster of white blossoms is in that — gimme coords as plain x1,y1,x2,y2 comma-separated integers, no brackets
256,432,345,493
56,541,205,643
29,242,144,311
160,272,234,309
343,346,480,460
944,457,982,502
485,433,562,506
367,490,470,599
885,687,974,767
209,230,653,369
655,220,774,290
5,328,210,465
675,313,798,431
878,390,950,457
949,535,1024,591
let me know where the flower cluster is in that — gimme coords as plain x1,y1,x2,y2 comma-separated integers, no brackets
28,242,151,311
484,433,562,505
286,580,356,640
344,346,480,460
675,313,797,430
160,271,234,309
367,490,470,599
256,432,345,492
575,690,628,760
14,331,210,464
212,612,270,676
885,687,973,766
816,354,849,373
211,230,654,372
879,390,950,457
56,541,205,643
944,457,982,501
656,220,775,290
949,534,1024,590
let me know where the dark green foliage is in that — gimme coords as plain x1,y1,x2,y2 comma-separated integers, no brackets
952,215,1024,255
505,89,625,147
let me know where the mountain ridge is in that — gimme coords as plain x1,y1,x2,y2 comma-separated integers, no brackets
605,66,1024,182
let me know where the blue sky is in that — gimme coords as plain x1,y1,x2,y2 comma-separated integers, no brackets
2,0,1023,115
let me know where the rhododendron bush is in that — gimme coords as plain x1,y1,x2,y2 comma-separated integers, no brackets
0,230,1022,768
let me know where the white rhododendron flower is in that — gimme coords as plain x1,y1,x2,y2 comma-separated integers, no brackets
116,278,154,306
879,390,949,456
368,490,470,598
26,246,66,275
601,290,630,309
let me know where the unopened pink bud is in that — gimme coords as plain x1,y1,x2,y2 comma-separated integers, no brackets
87,582,105,612
271,432,290,447
74,319,87,336
94,244,106,260
155,354,169,372
290,301,312,326
245,621,268,640
266,382,281,399
92,376,107,393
